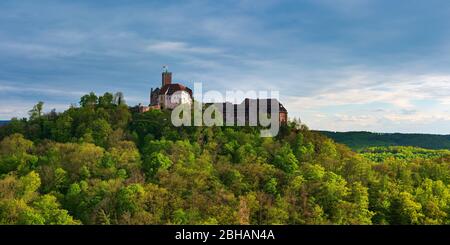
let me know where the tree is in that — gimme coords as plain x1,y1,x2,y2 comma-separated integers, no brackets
32,194,80,224
414,179,449,224
0,134,37,174
264,178,278,196
112,106,131,129
117,184,145,215
28,101,44,120
0,172,79,224
98,92,114,108
2,92,450,225
80,92,98,108
90,119,112,147
390,192,424,224
51,114,73,142
113,92,125,106
335,182,374,224
0,118,26,139
143,152,173,179
273,144,298,173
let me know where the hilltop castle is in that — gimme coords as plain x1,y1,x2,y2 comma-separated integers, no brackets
134,68,288,124
150,67,193,110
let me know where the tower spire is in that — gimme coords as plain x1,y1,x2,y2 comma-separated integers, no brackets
162,65,172,86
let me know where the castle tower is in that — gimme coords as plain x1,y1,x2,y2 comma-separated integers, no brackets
162,65,172,87
150,88,153,104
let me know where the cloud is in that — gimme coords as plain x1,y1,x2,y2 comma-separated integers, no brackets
283,70,450,133
146,41,222,55
0,41,80,59
286,73,450,109
0,83,86,97
1,1,450,133
0,100,71,119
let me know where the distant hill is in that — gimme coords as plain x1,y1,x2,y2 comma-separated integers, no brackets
0,121,10,127
316,131,450,150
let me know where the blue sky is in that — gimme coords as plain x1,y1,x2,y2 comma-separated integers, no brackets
1,0,450,133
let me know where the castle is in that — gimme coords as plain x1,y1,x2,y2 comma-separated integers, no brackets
210,98,288,125
135,67,192,112
134,68,288,124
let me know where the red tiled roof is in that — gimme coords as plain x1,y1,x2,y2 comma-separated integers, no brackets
159,83,192,96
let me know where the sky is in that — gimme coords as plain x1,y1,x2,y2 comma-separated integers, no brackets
0,0,450,134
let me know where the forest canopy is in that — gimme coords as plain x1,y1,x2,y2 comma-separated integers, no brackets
319,131,450,150
0,92,449,225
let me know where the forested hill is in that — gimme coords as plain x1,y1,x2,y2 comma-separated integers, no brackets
0,92,449,225
0,121,10,127
317,131,450,151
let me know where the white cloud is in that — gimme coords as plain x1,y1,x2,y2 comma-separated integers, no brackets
0,41,80,59
0,83,86,97
286,73,450,109
283,71,450,133
146,41,222,55
0,101,71,119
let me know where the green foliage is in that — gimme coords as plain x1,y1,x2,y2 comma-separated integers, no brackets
0,92,449,224
28,101,44,120
0,172,79,224
0,134,37,174
319,131,450,150
273,144,298,173
143,152,173,179
80,92,98,108
361,146,450,162
264,178,278,196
